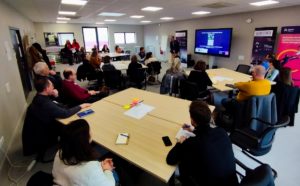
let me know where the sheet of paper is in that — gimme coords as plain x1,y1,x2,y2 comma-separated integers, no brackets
211,76,233,82
116,133,129,145
175,128,196,140
124,103,155,119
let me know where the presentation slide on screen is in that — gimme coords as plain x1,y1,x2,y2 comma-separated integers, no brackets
195,29,231,56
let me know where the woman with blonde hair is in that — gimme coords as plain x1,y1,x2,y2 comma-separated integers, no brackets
167,57,185,75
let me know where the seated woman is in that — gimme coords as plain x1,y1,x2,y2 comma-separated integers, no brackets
188,60,212,96
166,57,186,78
272,67,299,126
52,119,116,186
101,44,110,53
144,52,157,66
265,59,280,81
101,56,116,71
115,45,123,53
89,48,101,70
128,55,144,88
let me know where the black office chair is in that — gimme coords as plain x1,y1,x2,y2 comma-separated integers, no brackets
126,68,147,89
236,159,275,186
103,70,123,90
179,79,200,101
236,64,251,74
27,171,53,186
230,116,290,156
180,79,210,101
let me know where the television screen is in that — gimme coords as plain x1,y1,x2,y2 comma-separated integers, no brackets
194,28,233,57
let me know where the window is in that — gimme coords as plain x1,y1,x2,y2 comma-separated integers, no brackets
114,33,125,44
97,27,109,49
82,27,109,52
125,33,136,44
57,32,74,46
114,32,137,44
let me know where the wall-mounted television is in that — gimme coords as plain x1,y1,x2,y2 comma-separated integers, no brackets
194,28,233,57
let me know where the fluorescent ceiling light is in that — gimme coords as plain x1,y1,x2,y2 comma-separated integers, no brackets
61,0,87,6
58,11,76,15
96,22,105,25
56,21,68,24
141,20,152,23
98,12,125,17
57,17,71,20
130,15,145,19
250,0,279,6
104,19,116,22
141,6,163,12
192,11,211,15
160,17,174,20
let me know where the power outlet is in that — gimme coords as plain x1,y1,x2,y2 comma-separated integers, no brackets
0,136,4,149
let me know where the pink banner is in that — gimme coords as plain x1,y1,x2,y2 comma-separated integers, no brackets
277,31,300,87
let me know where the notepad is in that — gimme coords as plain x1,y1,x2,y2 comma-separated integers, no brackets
175,128,196,140
124,103,154,119
211,76,233,82
116,133,129,145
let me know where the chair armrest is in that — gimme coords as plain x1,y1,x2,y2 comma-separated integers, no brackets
233,129,261,143
274,115,290,128
249,117,274,127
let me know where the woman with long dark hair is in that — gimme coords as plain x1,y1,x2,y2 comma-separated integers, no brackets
52,119,115,186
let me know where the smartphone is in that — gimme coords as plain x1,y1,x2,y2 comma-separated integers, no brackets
77,109,95,118
162,136,172,146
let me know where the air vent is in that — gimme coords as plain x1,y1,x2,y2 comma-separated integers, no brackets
202,2,235,9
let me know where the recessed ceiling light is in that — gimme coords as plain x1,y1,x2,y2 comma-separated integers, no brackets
250,0,279,6
130,15,145,19
61,0,87,6
96,22,105,25
57,17,71,20
192,11,211,15
141,6,163,12
104,19,116,22
160,17,174,20
141,20,152,23
98,12,125,17
58,11,76,15
56,21,68,24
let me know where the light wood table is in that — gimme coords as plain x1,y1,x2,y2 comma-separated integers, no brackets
59,101,178,183
111,60,147,71
103,88,215,125
185,68,276,91
99,52,130,58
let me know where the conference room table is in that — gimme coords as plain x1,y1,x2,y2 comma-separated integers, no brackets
59,88,215,183
99,52,130,60
185,68,274,91
108,60,147,71
103,88,215,125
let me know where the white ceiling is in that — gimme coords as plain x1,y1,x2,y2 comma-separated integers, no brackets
4,0,300,25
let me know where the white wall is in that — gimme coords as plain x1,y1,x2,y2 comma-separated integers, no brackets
144,6,300,70
0,1,35,165
34,23,144,53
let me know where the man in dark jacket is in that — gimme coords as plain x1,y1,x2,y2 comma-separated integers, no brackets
170,36,180,56
22,77,90,156
166,101,238,186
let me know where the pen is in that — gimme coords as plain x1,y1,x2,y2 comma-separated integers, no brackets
120,134,129,138
138,100,144,104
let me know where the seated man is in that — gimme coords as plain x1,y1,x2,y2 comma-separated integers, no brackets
33,62,62,91
101,56,116,71
166,101,238,186
22,77,90,156
62,68,108,104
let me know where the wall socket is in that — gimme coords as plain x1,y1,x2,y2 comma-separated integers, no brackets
0,136,4,149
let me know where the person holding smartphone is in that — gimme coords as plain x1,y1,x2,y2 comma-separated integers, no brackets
52,119,116,186
166,101,238,186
